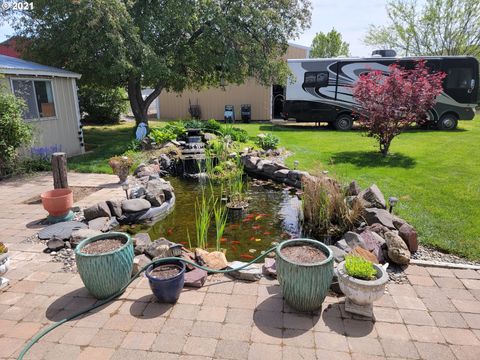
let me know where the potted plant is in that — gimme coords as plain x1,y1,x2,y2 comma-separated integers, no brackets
336,255,389,318
75,232,134,299
108,156,133,183
276,238,334,312
145,260,185,303
0,242,10,289
226,169,248,215
40,188,74,223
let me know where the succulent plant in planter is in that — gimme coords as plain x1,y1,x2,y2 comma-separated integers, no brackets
109,156,133,183
0,242,10,289
336,255,388,318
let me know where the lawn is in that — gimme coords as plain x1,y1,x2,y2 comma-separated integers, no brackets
70,116,480,260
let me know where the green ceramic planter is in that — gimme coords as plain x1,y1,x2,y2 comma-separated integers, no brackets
75,232,134,299
276,238,334,312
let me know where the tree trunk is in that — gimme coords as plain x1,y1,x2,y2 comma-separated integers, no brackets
380,140,391,157
127,77,163,126
51,152,68,189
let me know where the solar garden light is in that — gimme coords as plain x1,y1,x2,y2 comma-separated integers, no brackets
293,160,299,170
122,181,130,199
388,196,399,213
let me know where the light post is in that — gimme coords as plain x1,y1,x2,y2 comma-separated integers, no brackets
388,196,399,213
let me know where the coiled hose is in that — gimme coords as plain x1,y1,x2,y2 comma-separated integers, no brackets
17,246,277,360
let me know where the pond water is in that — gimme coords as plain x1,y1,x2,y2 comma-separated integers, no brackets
128,176,302,261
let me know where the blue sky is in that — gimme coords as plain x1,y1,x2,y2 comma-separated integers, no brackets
0,0,390,57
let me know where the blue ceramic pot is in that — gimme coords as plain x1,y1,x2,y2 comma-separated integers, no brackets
146,260,185,303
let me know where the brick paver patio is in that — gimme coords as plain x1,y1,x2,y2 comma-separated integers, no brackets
1,173,480,359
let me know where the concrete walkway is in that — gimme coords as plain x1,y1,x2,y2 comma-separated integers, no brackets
1,173,479,359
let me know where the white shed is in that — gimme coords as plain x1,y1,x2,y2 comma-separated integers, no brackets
0,55,84,157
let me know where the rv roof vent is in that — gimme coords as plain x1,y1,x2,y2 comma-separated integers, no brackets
372,49,397,57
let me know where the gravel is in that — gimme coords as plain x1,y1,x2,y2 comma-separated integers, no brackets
412,244,480,266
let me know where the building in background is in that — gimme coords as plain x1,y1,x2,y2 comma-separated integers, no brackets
157,43,310,121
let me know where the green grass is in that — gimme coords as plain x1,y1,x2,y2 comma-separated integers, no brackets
70,117,480,260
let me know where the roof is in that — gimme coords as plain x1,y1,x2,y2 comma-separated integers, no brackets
0,38,21,58
288,55,478,62
288,42,311,51
0,54,81,79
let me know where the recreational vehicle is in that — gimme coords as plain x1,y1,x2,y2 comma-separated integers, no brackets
283,55,479,130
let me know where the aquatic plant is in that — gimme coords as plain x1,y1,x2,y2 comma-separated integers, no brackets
213,196,228,251
194,186,212,249
227,157,248,207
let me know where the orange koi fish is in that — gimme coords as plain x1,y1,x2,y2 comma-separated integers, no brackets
240,254,254,260
249,236,256,241
220,239,228,243
231,240,241,245
263,231,271,235
229,224,240,229
231,245,238,252
252,225,261,230
167,228,173,235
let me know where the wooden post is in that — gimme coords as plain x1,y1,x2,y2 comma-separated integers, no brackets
52,152,69,189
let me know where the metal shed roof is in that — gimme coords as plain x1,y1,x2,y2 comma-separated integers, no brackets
0,54,81,79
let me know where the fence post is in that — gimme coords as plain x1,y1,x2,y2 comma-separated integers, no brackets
52,152,68,189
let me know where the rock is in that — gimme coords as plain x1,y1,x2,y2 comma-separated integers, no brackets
367,223,390,237
106,200,123,218
158,154,171,169
351,246,379,264
184,268,208,288
203,133,217,141
133,163,147,175
263,258,277,277
398,223,418,253
195,249,228,270
384,231,411,265
273,169,289,179
335,239,352,253
148,157,160,165
392,216,407,230
146,179,174,201
47,237,65,251
130,186,147,199
116,210,149,224
83,202,111,221
344,231,367,250
228,261,262,281
364,208,395,229
145,238,182,259
145,189,165,207
287,170,307,181
330,272,342,294
329,245,347,263
87,217,111,232
121,198,151,213
256,159,271,172
132,254,151,275
347,180,361,196
243,156,260,170
358,184,386,209
262,162,279,174
359,230,386,263
133,233,151,255
38,221,88,240
70,228,103,248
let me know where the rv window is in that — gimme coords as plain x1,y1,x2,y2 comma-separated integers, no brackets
316,72,329,87
305,72,317,84
446,67,473,89
304,72,329,87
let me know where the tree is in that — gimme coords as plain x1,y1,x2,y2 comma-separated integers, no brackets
352,61,445,156
78,85,128,124
7,0,311,125
365,0,480,57
310,28,349,58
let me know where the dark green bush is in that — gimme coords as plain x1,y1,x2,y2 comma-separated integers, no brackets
256,133,279,149
183,119,204,129
78,85,127,124
148,127,177,144
0,89,33,176
204,119,222,132
164,121,187,137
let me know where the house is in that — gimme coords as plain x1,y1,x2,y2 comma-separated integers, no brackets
0,38,22,58
157,43,310,121
0,55,84,157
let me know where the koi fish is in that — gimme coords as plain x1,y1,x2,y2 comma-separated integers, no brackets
220,239,228,243
231,240,241,245
231,245,238,252
255,238,262,242
179,241,187,245
240,254,254,260
252,225,261,230
255,215,263,221
249,236,256,241
229,224,240,229
167,228,173,235
263,231,271,235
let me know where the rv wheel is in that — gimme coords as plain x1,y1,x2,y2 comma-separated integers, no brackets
334,115,353,131
437,114,458,130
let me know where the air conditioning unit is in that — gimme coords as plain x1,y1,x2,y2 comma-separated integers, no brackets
372,49,397,57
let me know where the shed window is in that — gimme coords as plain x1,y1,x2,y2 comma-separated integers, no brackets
11,79,56,119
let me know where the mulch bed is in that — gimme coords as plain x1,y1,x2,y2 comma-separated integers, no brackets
81,238,125,254
23,186,100,204
281,244,327,264
150,265,181,279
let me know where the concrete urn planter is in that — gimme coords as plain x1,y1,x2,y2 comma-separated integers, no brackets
336,260,388,318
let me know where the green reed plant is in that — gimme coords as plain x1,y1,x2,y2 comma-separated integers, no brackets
213,197,228,251
194,186,212,249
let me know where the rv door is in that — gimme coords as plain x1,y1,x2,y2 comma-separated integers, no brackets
442,58,479,104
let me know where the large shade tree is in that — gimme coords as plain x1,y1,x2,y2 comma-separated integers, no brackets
6,0,311,125
365,0,480,57
310,28,349,58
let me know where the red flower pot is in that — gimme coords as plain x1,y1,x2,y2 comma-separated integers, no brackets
41,189,73,217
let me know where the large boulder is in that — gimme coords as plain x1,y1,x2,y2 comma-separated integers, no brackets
47,237,65,251
195,248,228,270
87,217,112,232
359,229,386,263
83,202,111,221
121,198,151,213
358,184,386,209
184,268,208,288
273,169,289,179
116,210,149,225
146,238,182,259
228,261,262,281
398,223,418,253
133,233,151,255
106,200,123,218
132,254,151,275
242,156,260,170
146,179,174,202
384,231,411,265
256,159,272,172
352,246,379,264
344,231,367,250
158,154,171,170
335,239,352,253
133,163,147,175
363,208,395,229
287,170,308,181
70,228,103,248
347,180,361,196
329,245,347,263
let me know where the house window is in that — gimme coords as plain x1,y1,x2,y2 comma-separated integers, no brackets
11,79,56,119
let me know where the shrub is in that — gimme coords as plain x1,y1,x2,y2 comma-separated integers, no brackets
353,60,445,156
205,119,222,132
256,133,279,150
221,124,249,142
0,90,33,176
78,85,127,124
344,255,377,280
164,121,187,137
183,119,204,129
148,127,177,144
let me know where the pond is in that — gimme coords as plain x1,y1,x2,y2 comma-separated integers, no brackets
128,176,302,261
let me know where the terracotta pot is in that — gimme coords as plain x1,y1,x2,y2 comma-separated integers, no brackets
41,188,73,217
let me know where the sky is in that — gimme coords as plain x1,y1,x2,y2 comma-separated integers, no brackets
0,0,390,57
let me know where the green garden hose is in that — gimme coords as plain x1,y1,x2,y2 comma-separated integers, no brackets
17,246,277,360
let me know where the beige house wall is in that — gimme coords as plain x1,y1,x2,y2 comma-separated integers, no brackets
158,44,309,121
4,75,83,157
